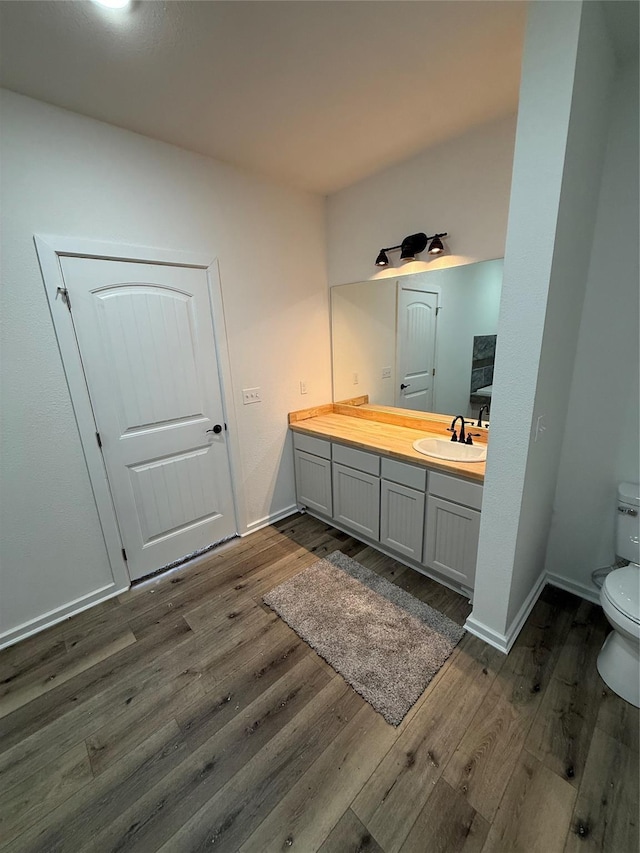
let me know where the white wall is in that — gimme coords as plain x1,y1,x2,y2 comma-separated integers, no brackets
469,0,616,643
0,90,331,640
544,57,639,594
326,114,516,288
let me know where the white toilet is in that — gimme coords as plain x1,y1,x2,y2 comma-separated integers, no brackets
597,482,640,708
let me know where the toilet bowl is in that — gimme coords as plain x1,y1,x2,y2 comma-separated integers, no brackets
597,565,640,708
596,483,640,708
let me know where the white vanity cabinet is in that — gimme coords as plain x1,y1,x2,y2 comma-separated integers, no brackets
293,433,333,518
292,430,483,595
332,444,380,540
424,472,482,589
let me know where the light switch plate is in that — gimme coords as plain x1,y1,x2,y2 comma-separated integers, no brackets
382,367,392,379
242,387,261,404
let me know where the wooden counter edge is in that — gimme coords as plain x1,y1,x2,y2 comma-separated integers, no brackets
288,395,369,423
289,419,485,484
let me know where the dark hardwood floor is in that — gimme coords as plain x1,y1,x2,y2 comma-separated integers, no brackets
0,513,637,853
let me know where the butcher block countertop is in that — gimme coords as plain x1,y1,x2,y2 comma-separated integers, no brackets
289,399,487,484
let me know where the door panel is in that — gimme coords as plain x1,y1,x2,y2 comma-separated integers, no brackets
396,287,438,411
332,462,380,541
380,480,425,561
129,447,225,544
95,287,203,432
424,495,480,588
294,450,332,517
60,257,236,581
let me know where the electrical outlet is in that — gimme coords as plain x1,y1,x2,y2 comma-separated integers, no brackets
353,372,359,385
534,414,546,441
381,367,392,379
300,380,308,395
242,387,261,404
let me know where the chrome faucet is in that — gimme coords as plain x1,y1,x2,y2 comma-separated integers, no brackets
476,405,490,428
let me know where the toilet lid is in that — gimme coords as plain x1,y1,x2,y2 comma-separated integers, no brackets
603,566,640,624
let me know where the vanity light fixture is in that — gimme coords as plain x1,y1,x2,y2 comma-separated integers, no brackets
375,231,448,267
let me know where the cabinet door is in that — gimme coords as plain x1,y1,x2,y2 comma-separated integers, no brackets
380,480,425,561
332,462,380,541
294,450,332,517
424,495,480,588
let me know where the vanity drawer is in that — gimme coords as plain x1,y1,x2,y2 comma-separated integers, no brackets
381,457,426,491
332,443,380,476
428,471,483,510
293,432,331,460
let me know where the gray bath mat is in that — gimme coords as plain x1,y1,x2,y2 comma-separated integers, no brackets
263,551,465,726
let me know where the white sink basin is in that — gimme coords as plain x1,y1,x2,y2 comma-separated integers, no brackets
412,437,487,463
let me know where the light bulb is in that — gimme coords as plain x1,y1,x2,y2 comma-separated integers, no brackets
92,0,131,9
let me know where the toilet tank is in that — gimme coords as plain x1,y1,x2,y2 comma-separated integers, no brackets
616,482,640,563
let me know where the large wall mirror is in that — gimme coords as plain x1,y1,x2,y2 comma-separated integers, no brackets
331,258,503,419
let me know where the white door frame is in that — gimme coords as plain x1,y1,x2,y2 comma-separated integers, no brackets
35,235,243,589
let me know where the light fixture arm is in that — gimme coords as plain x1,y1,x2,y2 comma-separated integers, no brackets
379,232,447,252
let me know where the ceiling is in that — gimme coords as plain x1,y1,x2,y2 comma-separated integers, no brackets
1,1,529,194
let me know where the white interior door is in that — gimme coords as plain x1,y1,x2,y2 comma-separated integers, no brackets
59,256,237,581
395,286,438,411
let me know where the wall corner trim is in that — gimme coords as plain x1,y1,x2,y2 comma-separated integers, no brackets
463,615,510,654
546,572,600,605
465,567,548,654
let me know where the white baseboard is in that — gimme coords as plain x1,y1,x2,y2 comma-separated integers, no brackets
465,567,604,655
465,569,547,655
241,504,298,537
0,582,129,651
546,572,600,604
2,507,300,650
502,569,548,652
463,615,511,653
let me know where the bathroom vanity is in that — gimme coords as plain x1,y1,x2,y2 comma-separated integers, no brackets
289,400,486,598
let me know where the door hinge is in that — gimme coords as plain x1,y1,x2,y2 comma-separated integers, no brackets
436,306,442,315
57,286,72,312
96,431,102,449
224,423,228,431
122,548,128,562
432,368,436,376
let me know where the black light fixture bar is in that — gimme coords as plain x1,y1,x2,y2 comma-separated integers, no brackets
375,231,448,266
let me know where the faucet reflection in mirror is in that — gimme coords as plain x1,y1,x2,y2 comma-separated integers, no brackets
331,257,503,420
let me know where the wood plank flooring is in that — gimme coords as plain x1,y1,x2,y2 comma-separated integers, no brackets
1,513,637,853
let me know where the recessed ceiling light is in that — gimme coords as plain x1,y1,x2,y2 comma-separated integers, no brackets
92,0,131,9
